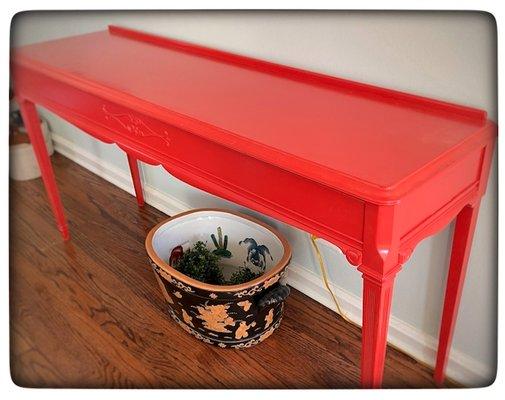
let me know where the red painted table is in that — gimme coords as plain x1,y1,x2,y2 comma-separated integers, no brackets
11,26,496,388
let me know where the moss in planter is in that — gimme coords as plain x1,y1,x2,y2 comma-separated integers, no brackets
174,241,225,285
228,266,261,285
174,241,263,286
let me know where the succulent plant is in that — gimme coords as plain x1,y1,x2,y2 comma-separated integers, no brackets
211,227,232,258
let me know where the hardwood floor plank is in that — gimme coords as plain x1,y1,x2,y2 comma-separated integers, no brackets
10,153,457,388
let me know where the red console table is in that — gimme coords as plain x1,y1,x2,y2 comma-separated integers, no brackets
12,26,496,388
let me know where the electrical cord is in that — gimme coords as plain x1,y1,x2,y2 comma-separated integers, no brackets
310,234,355,326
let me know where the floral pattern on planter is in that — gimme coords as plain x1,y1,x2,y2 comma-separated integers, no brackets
149,256,288,348
168,307,283,348
263,274,281,289
182,309,194,327
233,286,263,299
233,271,285,298
194,303,236,333
238,300,252,311
235,320,256,339
229,320,282,349
264,308,274,329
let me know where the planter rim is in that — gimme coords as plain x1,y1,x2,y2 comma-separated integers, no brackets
145,208,292,292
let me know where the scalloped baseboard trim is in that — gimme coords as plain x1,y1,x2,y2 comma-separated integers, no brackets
52,133,493,387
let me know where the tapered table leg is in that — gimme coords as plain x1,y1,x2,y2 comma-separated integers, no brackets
434,202,481,385
18,100,70,240
127,154,144,207
361,272,396,388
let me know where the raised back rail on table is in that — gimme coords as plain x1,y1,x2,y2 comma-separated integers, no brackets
12,25,496,388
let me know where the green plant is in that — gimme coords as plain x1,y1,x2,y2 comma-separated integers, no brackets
174,241,263,285
174,241,225,285
211,227,232,258
228,266,261,285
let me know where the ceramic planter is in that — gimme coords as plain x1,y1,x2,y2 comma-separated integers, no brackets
145,208,292,348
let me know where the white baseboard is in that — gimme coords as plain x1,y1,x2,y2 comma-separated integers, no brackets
287,264,493,387
52,133,493,387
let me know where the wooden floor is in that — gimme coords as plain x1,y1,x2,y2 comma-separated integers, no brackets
10,153,456,389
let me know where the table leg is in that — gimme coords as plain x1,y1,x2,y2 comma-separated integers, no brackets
126,154,145,207
361,272,396,388
18,100,70,240
434,201,481,385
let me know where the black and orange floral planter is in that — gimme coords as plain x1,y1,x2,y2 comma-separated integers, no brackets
145,209,292,348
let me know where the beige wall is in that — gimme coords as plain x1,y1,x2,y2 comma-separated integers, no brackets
12,11,497,386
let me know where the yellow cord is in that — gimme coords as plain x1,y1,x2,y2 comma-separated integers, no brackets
310,235,354,325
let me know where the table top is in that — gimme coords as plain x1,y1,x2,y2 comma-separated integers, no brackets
12,26,494,202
